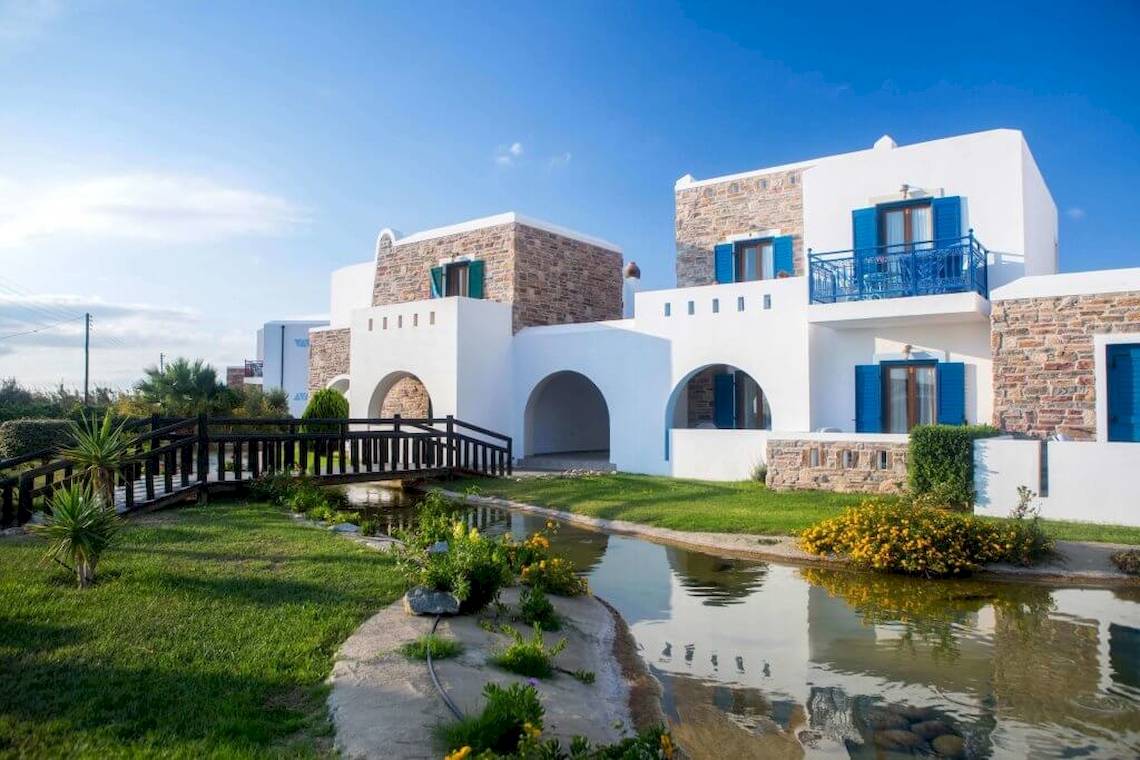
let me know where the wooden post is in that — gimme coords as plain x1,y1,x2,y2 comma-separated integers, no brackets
17,472,33,525
393,415,402,470
445,415,455,471
506,436,513,475
197,413,209,485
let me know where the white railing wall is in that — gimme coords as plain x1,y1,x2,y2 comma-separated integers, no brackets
975,438,1140,527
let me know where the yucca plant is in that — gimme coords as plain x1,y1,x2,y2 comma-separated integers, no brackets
29,484,120,588
62,411,136,505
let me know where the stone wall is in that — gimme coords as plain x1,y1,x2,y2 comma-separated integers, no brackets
225,366,245,390
765,438,909,494
991,291,1140,439
675,169,804,287
513,223,623,332
379,376,431,417
308,328,350,393
685,368,717,427
371,222,621,333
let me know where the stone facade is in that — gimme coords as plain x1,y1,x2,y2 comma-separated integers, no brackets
765,438,909,494
675,169,805,287
225,365,245,390
991,291,1140,439
308,328,350,393
370,221,621,333
512,224,623,333
379,376,431,417
685,369,716,427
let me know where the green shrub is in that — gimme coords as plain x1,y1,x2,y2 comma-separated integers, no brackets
301,388,348,433
248,473,296,504
438,682,544,755
516,587,560,631
489,625,567,679
1112,549,1140,576
799,500,1052,577
0,418,72,459
28,484,120,588
751,462,768,483
519,556,589,597
400,634,463,661
569,669,595,685
908,424,1000,508
398,521,512,613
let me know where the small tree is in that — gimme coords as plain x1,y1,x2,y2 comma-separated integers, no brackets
136,358,230,417
29,484,120,588
301,388,348,433
62,412,136,505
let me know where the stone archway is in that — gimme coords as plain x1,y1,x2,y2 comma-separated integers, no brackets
367,371,433,419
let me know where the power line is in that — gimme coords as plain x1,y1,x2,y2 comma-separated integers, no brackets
0,314,85,341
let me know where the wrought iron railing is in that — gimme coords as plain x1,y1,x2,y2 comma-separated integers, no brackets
244,359,264,378
808,232,989,304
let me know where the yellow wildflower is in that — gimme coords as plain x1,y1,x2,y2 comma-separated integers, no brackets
445,746,472,760
660,732,675,759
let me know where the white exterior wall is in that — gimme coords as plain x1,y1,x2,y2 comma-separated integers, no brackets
800,129,1056,289
669,429,770,480
330,262,374,328
809,318,993,432
975,438,1140,527
260,320,329,416
512,278,811,476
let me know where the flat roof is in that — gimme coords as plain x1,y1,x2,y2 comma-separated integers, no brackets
389,211,622,253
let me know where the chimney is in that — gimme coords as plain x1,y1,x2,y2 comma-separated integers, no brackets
622,261,641,318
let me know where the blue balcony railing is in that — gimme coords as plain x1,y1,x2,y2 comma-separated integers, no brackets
808,232,989,304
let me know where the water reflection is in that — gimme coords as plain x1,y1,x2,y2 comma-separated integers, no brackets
346,486,1140,758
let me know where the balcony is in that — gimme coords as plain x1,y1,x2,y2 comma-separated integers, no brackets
808,233,989,304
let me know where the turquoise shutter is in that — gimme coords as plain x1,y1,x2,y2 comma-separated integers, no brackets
467,260,485,299
932,196,962,245
773,235,794,277
713,373,735,429
714,243,734,283
936,362,966,425
854,364,882,433
1107,344,1140,442
429,266,443,298
852,207,878,282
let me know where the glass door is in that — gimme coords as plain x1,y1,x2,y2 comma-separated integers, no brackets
884,363,937,433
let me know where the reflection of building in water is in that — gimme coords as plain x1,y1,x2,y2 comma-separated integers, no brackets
664,547,768,607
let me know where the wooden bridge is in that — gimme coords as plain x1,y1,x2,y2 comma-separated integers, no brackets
0,415,512,529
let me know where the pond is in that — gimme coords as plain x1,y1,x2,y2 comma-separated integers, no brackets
344,485,1140,758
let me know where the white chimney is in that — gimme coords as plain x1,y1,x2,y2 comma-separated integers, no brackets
622,261,641,318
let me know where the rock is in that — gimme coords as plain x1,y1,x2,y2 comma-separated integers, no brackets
427,540,450,555
874,729,924,751
932,734,966,757
894,704,937,721
1,527,26,537
330,523,361,534
911,720,953,740
403,587,460,616
866,710,910,730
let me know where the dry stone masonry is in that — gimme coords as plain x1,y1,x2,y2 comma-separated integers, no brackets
308,328,350,393
675,169,804,287
991,291,1140,439
766,438,909,494
379,376,431,417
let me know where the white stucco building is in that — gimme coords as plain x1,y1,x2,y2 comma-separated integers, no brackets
248,319,329,416
310,129,1140,525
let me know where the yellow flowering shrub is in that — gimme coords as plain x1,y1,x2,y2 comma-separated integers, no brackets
519,557,589,596
799,501,1049,577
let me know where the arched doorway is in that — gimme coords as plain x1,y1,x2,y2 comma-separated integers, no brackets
327,375,350,403
522,371,611,470
367,371,434,419
664,364,771,459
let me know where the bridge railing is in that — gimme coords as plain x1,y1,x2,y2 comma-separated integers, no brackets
1,414,511,528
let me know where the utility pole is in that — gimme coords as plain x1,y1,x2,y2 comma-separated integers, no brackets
83,312,91,406
160,352,165,372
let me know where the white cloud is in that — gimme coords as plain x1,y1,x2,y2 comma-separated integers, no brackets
0,0,61,44
0,173,308,247
493,142,524,167
547,151,572,169
1065,207,1086,221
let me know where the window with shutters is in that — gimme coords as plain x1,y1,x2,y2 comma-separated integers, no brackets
882,361,937,433
444,261,470,297
735,240,775,282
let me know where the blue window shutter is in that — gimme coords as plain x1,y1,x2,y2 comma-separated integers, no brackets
467,260,485,299
713,373,736,429
773,235,794,277
714,243,734,283
1107,344,1140,442
429,266,443,298
852,207,878,252
855,364,882,433
936,362,966,425
933,196,962,245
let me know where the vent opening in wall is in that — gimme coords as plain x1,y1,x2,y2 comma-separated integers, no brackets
878,450,889,470
763,294,772,310
412,313,419,327
429,311,436,325
809,448,820,467
737,296,745,312
382,317,388,330
687,300,695,315
712,298,720,313
368,318,373,331
664,303,671,317
843,450,854,469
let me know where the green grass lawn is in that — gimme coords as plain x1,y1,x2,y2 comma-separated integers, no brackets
443,473,1140,545
0,500,404,758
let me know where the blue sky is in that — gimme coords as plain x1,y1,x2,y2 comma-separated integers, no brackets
1,0,1138,387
